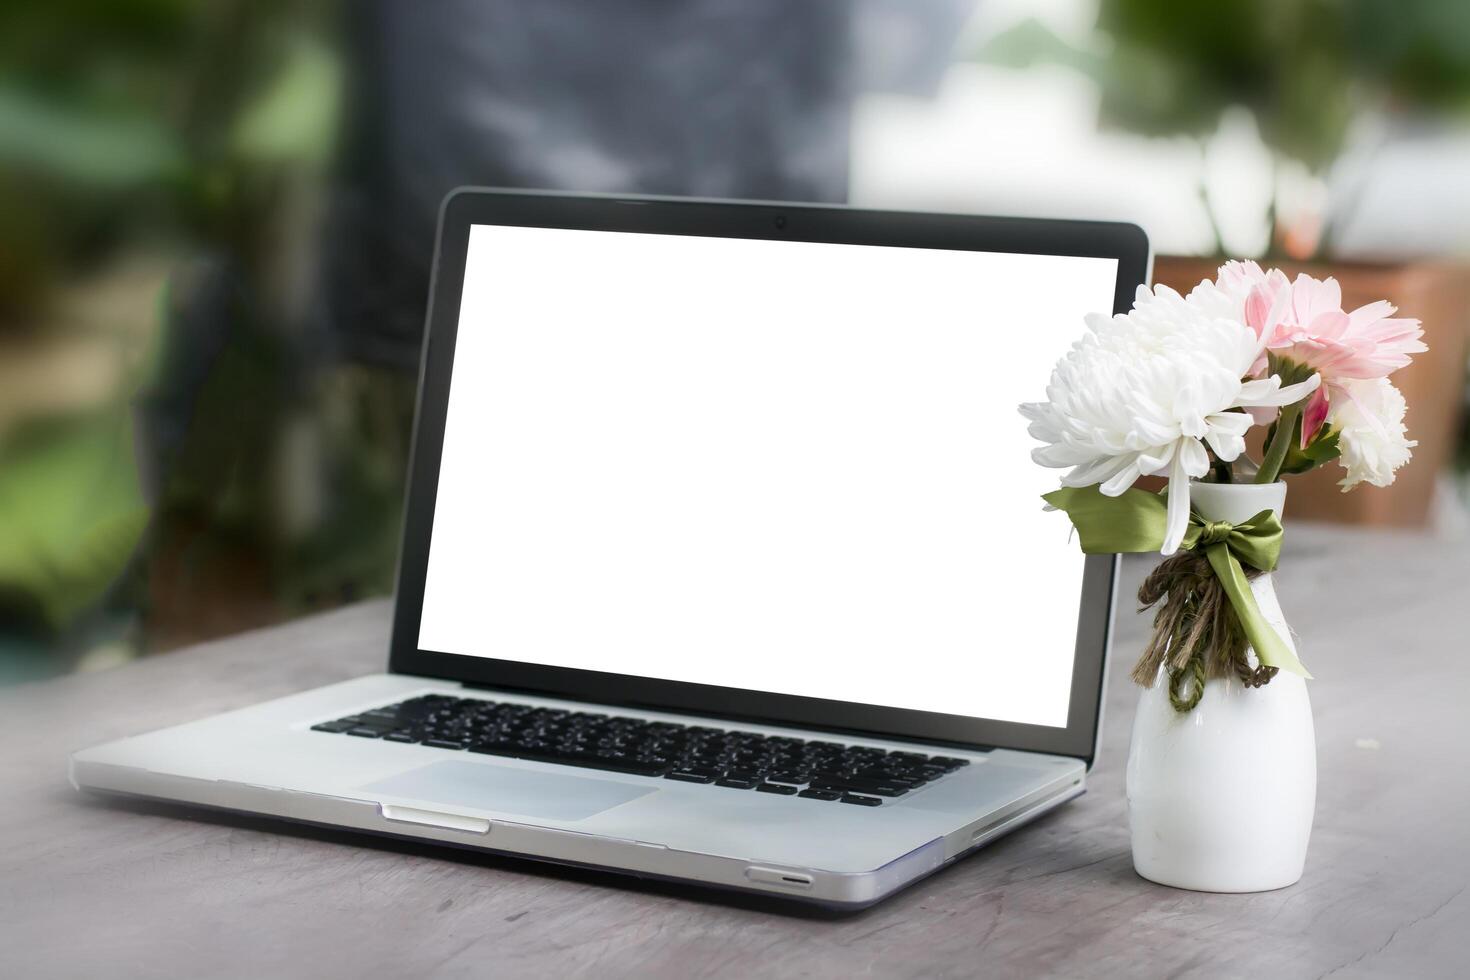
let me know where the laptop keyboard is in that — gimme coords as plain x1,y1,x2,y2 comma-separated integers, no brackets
311,694,972,807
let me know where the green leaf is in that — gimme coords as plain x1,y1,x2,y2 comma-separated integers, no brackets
0,412,150,630
969,18,1106,78
231,38,341,164
1279,424,1343,476
0,87,185,186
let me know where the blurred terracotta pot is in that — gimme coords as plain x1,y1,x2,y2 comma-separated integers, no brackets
1153,256,1470,527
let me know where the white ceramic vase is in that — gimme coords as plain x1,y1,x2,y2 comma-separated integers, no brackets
1125,480,1316,892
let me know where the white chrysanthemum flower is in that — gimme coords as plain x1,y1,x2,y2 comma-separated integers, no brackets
1021,283,1321,555
1330,377,1416,491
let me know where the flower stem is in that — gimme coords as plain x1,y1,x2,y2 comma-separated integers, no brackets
1256,401,1303,484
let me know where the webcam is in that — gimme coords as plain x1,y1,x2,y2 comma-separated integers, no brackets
774,215,788,230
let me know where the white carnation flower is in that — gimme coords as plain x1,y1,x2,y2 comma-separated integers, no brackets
1021,283,1320,555
1330,377,1416,491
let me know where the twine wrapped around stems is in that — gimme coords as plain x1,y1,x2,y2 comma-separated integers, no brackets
1042,485,1310,697
1133,552,1279,712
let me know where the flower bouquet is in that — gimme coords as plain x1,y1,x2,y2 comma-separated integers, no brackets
1022,261,1424,892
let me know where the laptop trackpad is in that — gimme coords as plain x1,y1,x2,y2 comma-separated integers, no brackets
360,760,656,821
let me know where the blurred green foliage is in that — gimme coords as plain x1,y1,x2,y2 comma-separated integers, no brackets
0,0,341,298
0,1,375,675
977,0,1470,255
1095,0,1355,173
0,413,149,627
1348,0,1470,112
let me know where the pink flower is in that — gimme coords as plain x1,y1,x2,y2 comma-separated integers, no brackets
1215,261,1425,442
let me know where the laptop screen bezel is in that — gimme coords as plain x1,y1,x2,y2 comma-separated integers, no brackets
387,189,1147,766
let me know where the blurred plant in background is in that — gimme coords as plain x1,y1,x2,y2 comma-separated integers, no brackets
976,0,1470,527
978,0,1470,260
0,0,367,680
0,0,898,682
5,0,1468,682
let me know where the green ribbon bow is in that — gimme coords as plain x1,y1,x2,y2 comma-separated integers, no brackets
1043,485,1309,678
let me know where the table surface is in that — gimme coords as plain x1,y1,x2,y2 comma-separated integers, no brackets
3,525,1468,979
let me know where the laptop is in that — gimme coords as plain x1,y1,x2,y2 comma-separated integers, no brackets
71,190,1147,910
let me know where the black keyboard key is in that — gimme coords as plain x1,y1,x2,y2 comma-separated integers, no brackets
811,779,908,798
681,765,724,779
347,727,385,738
359,710,401,723
840,794,883,806
930,756,969,769
724,768,767,781
767,771,810,785
715,777,759,790
382,732,418,743
466,740,668,776
343,720,397,733
797,789,841,801
855,771,925,789
424,738,467,750
841,772,905,787
810,770,852,783
666,770,717,783
756,782,798,795
526,751,669,777
311,721,355,733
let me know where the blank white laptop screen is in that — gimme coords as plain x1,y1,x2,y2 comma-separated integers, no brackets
417,224,1118,729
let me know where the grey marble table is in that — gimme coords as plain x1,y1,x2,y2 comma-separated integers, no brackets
2,525,1467,979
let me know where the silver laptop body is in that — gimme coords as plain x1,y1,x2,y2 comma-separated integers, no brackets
72,191,1147,910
